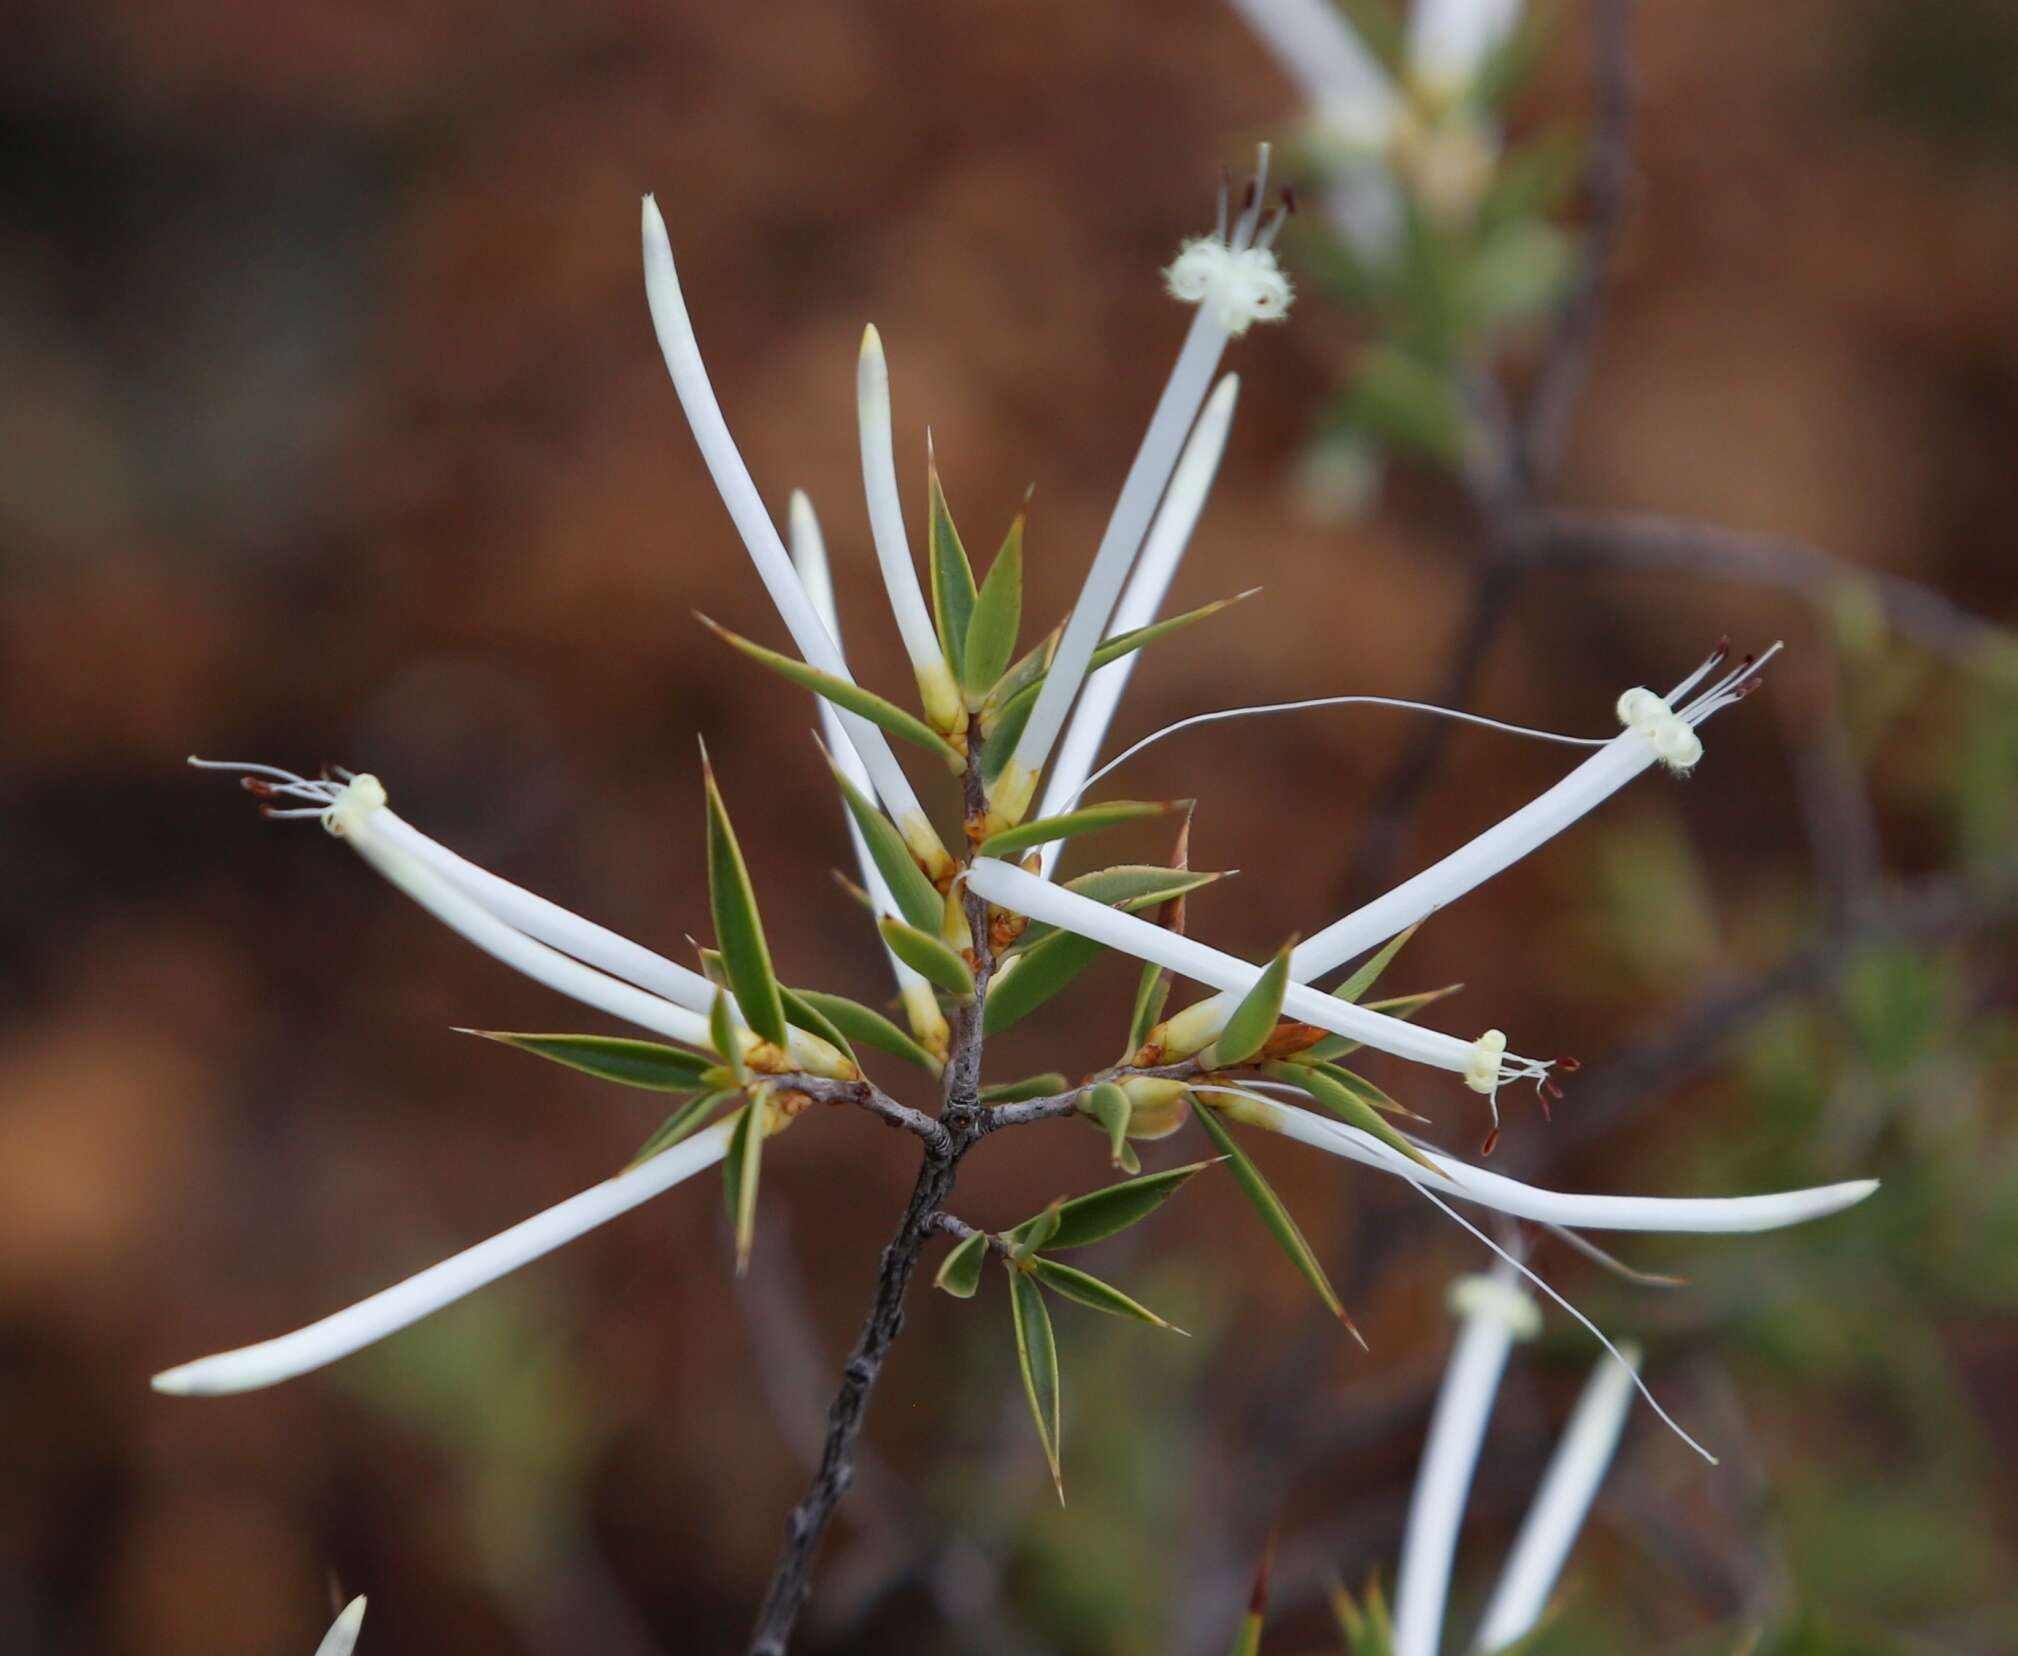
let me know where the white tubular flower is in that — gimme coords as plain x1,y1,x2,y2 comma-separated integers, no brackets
857,327,964,730
1408,0,1524,104
995,150,1292,823
153,1118,736,1396
1472,1345,1640,1652
315,1596,368,1656
789,491,951,1061
640,196,950,877
965,856,1554,1094
1034,372,1242,874
1394,1264,1538,1656
1255,1092,1878,1234
1161,645,1778,1055
1225,0,1399,134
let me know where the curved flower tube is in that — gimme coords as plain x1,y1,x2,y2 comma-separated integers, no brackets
153,1119,736,1396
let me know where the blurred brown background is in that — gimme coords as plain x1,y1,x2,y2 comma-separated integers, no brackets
4,1,2017,1651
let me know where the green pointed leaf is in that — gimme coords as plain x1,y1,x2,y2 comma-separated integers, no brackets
1200,940,1294,1069
928,458,978,679
627,1089,734,1168
1331,924,1420,1006
1007,1263,1064,1502
877,916,975,997
977,799,1176,860
704,759,789,1050
1004,1160,1217,1251
1194,1102,1360,1340
1346,343,1465,464
1010,1199,1064,1261
462,1031,714,1092
703,618,963,767
1304,981,1460,1062
1330,1575,1395,1656
980,684,1037,782
710,988,745,1081
823,754,944,931
793,988,939,1072
978,1071,1070,1105
1009,864,1226,950
777,986,856,1066
722,1102,764,1274
934,1231,989,1298
988,625,1059,713
1127,960,1173,1057
1309,1061,1423,1120
962,512,1025,700
982,929,1104,1035
1230,1542,1272,1656
1263,1062,1438,1172
1086,590,1258,672
1086,1081,1132,1169
1028,1258,1179,1330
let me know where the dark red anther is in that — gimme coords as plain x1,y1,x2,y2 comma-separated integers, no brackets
1735,675,1765,697
1538,1094,1553,1122
1542,1079,1564,1101
241,778,277,797
1555,1055,1581,1073
1479,1126,1501,1157
1240,177,1258,212
1279,182,1298,216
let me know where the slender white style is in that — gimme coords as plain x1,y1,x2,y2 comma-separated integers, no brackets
1473,1345,1640,1651
789,491,951,1059
966,856,1554,1093
1035,372,1242,875
153,1118,737,1396
857,328,962,726
1394,1265,1539,1656
315,1596,368,1656
640,195,949,873
996,150,1292,819
1158,647,1777,1054
1256,1091,1878,1234
1409,0,1523,101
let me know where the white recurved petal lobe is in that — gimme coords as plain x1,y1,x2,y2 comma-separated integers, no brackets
152,1119,736,1396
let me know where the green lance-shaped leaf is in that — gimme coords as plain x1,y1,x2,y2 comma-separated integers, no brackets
1085,1080,1132,1170
1028,1257,1181,1331
1345,343,1465,465
704,755,789,1050
934,1231,989,1298
978,1071,1070,1104
1329,1574,1395,1656
928,455,978,680
982,929,1103,1036
1263,1062,1439,1173
980,685,1038,783
721,1102,765,1275
1194,1102,1362,1344
710,988,745,1082
1127,959,1172,1058
1198,940,1295,1070
777,987,856,1066
877,916,975,997
1331,924,1421,1007
1007,1262,1064,1503
820,747,945,931
701,617,964,769
1086,589,1259,672
460,1031,716,1092
1229,1541,1274,1656
962,510,1025,701
793,988,940,1073
1003,1159,1217,1251
627,1089,735,1169
1303,981,1461,1063
1010,1199,1064,1261
1010,864,1227,950
1309,1061,1426,1122
976,799,1177,860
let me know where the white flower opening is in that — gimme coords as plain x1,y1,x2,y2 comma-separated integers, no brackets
152,1117,737,1396
641,196,950,876
1394,1263,1538,1656
994,148,1293,824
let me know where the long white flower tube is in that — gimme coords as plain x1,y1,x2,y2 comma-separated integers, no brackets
965,856,1550,1089
1256,1091,1878,1234
153,1118,736,1396
789,491,951,1059
1394,1266,1539,1656
857,328,964,729
995,152,1291,821
1472,1346,1639,1652
315,1597,368,1656
1409,0,1523,102
1158,648,1776,1055
1034,372,1241,875
641,196,950,875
